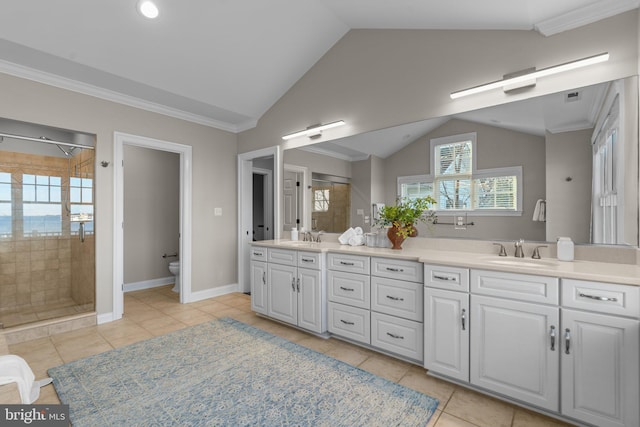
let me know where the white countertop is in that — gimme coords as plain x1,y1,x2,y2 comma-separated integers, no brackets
252,239,640,286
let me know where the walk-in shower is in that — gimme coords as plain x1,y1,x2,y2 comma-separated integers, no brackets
0,118,95,330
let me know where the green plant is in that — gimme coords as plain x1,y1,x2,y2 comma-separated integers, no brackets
375,196,437,239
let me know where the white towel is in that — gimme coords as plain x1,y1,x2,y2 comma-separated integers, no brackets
348,235,365,246
0,354,52,404
338,228,356,245
533,199,546,222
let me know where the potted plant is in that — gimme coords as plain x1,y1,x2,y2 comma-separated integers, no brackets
376,196,436,249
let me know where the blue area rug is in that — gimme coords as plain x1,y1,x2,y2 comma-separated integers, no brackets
49,318,438,426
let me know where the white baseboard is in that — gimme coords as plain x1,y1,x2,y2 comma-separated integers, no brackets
187,283,240,303
97,312,115,324
124,276,174,292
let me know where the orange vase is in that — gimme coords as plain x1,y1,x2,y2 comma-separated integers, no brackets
387,226,406,250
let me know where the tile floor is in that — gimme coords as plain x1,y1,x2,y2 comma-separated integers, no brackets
2,285,575,427
0,298,94,329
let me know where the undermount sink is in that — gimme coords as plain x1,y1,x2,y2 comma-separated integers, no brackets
480,257,560,269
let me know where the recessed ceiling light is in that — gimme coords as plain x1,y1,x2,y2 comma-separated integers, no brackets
137,1,159,19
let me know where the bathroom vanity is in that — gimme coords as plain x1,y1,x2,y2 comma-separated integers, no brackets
250,239,640,427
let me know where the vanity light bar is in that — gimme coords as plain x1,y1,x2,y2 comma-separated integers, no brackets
282,120,345,140
450,52,609,99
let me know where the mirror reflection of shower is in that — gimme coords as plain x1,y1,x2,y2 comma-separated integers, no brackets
0,118,96,330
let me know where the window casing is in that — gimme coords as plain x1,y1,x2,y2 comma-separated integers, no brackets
398,132,522,216
0,172,11,238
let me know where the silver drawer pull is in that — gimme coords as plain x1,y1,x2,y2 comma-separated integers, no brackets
461,309,466,331
579,293,618,302
386,295,404,301
339,286,355,292
385,267,404,272
433,274,457,282
549,325,556,351
340,261,355,266
564,328,571,354
252,252,263,256
386,332,404,340
340,319,355,325
301,258,315,263
262,272,266,285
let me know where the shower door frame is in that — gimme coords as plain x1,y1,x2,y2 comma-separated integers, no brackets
113,132,193,321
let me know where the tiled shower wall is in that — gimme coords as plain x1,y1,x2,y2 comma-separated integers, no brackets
0,150,94,314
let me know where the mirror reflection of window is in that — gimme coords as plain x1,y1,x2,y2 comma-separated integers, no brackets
311,174,350,233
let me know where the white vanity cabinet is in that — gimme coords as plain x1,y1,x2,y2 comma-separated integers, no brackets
370,257,424,362
327,253,371,345
251,247,327,334
424,264,470,382
470,270,560,412
560,279,639,427
249,247,268,315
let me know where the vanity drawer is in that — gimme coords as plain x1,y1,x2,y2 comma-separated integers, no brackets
328,302,370,345
328,253,370,274
250,247,268,262
371,312,423,362
562,279,640,318
371,276,423,322
267,248,297,266
297,251,324,270
328,271,370,309
425,264,470,292
372,257,423,283
471,270,559,305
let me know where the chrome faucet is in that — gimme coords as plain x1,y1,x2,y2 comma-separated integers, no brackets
514,239,525,258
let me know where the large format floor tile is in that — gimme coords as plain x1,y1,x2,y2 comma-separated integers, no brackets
3,285,577,426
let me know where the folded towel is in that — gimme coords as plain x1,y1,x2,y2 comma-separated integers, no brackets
354,227,363,235
338,228,356,245
533,199,546,222
348,235,365,246
0,354,52,404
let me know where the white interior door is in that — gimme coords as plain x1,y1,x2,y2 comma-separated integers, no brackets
283,170,299,231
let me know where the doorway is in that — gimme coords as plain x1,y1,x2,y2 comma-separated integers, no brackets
113,132,193,322
252,167,273,241
237,147,280,294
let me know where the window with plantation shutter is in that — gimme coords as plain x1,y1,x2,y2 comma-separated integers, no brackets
397,132,522,216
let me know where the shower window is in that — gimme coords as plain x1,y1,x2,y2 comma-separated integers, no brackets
70,177,94,234
22,174,62,236
0,172,11,238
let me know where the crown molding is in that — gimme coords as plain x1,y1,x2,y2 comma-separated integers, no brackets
534,0,640,36
298,144,369,162
0,59,256,133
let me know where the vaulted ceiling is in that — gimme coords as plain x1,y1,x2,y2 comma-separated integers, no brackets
0,0,636,132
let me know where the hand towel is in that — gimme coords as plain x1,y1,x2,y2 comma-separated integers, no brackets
533,199,546,222
0,354,52,404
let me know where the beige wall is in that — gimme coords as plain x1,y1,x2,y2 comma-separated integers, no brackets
283,148,351,178
0,73,237,317
384,119,546,241
123,145,180,284
350,158,371,229
545,129,593,243
239,12,638,154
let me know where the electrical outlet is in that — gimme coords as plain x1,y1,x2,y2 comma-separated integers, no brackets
214,208,222,216
356,209,364,215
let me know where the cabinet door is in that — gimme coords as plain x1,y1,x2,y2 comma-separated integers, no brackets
297,267,324,333
424,288,469,382
250,261,268,315
470,295,560,411
267,263,297,325
561,309,639,427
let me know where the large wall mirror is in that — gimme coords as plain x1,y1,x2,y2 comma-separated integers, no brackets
283,76,639,247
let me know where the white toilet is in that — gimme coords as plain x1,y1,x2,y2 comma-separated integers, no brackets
169,261,180,293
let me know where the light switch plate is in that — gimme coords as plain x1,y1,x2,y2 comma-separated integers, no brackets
214,208,222,216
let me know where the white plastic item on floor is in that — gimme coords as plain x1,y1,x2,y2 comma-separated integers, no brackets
0,354,52,403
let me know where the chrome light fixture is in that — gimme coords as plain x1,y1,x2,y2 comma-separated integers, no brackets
450,53,609,99
137,0,159,19
282,120,346,140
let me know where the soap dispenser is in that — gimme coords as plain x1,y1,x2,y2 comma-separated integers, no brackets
557,237,574,261
291,227,298,241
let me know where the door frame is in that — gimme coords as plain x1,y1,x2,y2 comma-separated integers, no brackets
252,167,273,240
113,132,193,321
237,147,280,293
